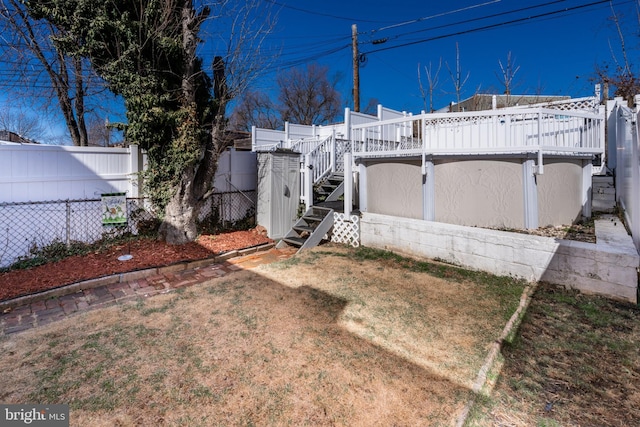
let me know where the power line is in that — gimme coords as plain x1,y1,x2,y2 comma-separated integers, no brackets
372,0,632,45
262,0,394,24
0,0,633,92
372,0,572,42
264,43,351,71
363,0,615,55
372,0,502,33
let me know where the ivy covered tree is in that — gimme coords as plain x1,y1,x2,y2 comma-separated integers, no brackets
26,0,273,244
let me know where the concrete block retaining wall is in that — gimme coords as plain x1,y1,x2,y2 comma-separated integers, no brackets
360,212,639,304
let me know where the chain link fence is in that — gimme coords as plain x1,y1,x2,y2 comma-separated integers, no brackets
0,191,256,269
199,191,257,233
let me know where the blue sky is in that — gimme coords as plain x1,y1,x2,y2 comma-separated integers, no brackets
242,0,640,114
1,0,638,142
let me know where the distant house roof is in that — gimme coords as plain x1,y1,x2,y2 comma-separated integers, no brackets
226,130,251,150
0,130,39,145
440,94,571,112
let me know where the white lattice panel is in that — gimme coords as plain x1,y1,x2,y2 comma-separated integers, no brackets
332,213,360,247
535,97,597,112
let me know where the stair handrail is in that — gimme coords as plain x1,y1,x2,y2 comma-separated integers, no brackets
305,133,337,184
300,133,339,210
289,135,329,155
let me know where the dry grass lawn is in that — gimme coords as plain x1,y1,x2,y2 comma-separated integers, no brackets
467,282,640,427
0,245,526,426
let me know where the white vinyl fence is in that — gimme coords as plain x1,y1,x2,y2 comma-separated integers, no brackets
612,96,640,251
0,144,144,203
0,145,260,268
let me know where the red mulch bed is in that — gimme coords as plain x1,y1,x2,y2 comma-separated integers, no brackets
0,230,272,303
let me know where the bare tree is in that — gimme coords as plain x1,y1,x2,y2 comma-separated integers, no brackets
418,59,442,112
445,43,470,112
361,97,380,116
277,63,342,125
496,51,521,104
210,0,278,113
595,1,640,105
230,64,346,130
86,115,122,147
0,0,106,146
230,90,280,131
0,105,45,142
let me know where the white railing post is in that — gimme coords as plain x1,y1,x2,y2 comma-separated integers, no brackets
344,152,352,218
537,111,544,174
251,126,256,151
344,107,351,141
422,115,427,152
632,110,640,251
330,129,336,174
304,154,313,211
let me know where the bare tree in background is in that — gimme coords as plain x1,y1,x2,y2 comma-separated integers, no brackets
361,97,380,116
418,59,442,112
496,51,521,104
86,115,122,147
230,90,280,131
0,105,45,141
0,0,107,146
445,43,470,112
595,1,640,105
231,63,344,130
277,63,342,125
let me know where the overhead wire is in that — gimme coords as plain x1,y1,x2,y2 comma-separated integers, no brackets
0,0,634,90
363,0,618,55
262,0,394,23
372,0,502,33
366,0,632,44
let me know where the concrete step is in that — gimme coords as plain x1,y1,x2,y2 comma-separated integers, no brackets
591,175,613,185
593,186,615,195
591,175,616,213
592,199,616,213
594,195,615,203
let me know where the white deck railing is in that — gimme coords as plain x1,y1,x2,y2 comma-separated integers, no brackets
253,100,606,209
351,107,604,158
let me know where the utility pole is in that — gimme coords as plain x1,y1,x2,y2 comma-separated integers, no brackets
352,24,360,112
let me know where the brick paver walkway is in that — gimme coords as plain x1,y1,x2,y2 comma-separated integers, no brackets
0,244,296,336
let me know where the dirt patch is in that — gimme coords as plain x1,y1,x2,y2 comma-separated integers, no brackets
468,282,640,426
0,230,272,302
494,220,596,243
0,245,526,426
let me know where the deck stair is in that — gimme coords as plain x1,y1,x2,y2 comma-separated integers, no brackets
276,206,334,251
315,172,344,203
592,176,616,213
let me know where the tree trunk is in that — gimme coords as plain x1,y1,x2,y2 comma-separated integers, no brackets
73,57,89,146
158,0,218,245
158,165,202,244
